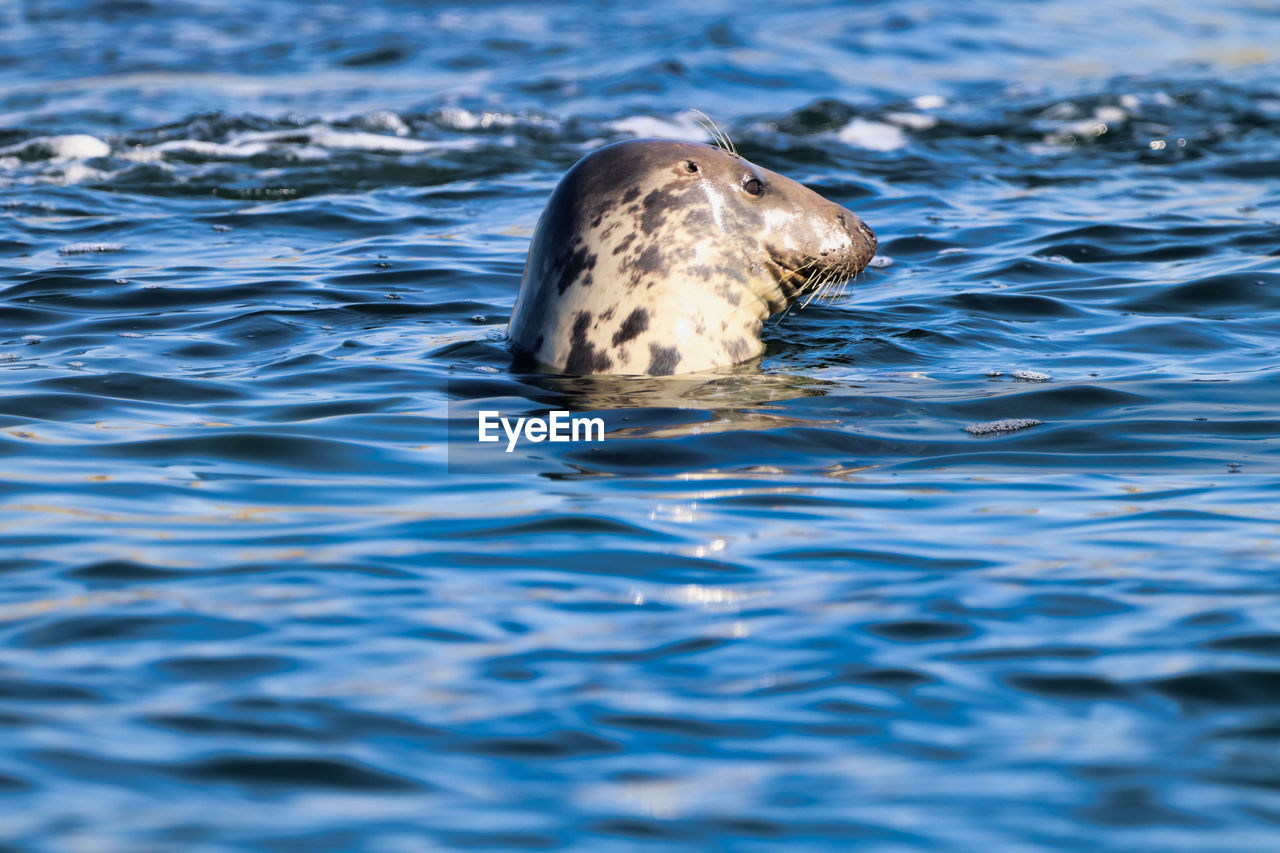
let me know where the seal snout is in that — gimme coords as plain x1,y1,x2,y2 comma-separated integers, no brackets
852,215,877,256
812,207,876,272
836,209,877,258
775,201,877,308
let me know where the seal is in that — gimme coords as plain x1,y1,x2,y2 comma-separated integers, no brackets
508,138,876,375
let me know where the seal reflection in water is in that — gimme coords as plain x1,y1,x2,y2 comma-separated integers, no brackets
508,138,876,376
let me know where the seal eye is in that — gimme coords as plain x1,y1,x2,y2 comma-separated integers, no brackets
743,177,764,196
684,160,699,173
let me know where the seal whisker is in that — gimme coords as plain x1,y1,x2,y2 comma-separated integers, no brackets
800,269,832,309
691,109,737,157
792,256,824,276
804,261,838,305
816,265,849,305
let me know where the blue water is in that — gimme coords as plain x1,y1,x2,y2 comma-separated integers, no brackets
2,1,1280,849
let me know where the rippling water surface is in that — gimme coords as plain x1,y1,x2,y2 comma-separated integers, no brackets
3,1,1280,849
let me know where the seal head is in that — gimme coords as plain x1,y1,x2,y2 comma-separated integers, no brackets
508,139,876,375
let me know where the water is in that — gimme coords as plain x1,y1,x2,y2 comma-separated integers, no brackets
2,1,1280,849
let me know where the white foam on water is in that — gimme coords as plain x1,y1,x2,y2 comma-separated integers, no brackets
58,242,125,255
55,134,110,159
1041,104,1130,144
0,134,110,161
911,94,947,110
354,110,410,136
57,162,109,184
963,418,1044,436
1094,106,1127,125
275,126,440,153
435,107,522,131
1012,369,1052,382
122,123,479,165
228,126,434,154
131,139,272,161
836,119,906,151
884,111,937,131
609,112,711,143
1041,101,1083,120
1120,91,1177,110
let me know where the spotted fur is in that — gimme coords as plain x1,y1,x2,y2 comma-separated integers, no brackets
508,139,876,375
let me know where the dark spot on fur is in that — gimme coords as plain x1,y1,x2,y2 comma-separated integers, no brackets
640,189,672,235
564,311,613,374
612,232,636,256
600,306,616,322
716,264,747,284
533,334,544,352
647,342,681,376
553,243,598,295
621,186,640,204
634,244,662,274
725,337,749,362
715,282,742,306
611,307,650,346
591,214,602,228
681,208,714,230
621,240,670,290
